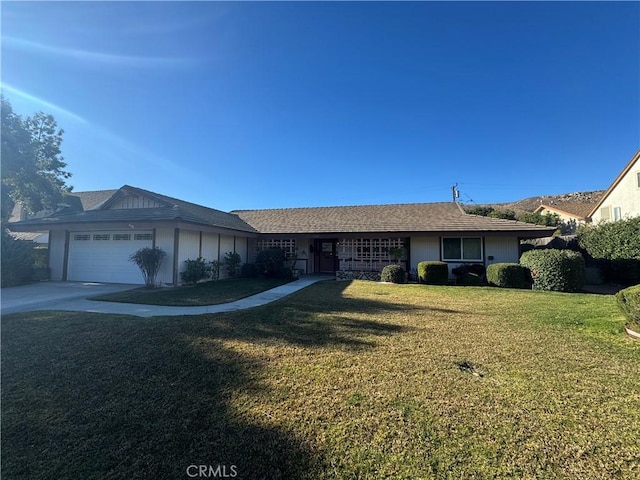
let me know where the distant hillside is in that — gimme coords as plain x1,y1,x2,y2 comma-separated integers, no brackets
467,190,605,214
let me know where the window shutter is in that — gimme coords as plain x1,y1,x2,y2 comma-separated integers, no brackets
600,206,612,221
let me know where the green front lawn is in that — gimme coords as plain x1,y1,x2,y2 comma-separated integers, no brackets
2,282,639,479
91,277,293,306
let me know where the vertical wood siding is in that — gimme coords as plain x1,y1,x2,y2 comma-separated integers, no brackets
178,230,201,280
155,227,175,285
485,236,520,266
110,195,162,209
201,232,220,263
410,237,440,270
49,230,67,281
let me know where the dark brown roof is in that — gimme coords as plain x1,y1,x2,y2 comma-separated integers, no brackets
233,202,556,236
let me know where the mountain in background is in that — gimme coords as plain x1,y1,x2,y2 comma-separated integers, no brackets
464,190,605,215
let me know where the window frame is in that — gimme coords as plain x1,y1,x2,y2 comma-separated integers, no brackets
441,237,484,262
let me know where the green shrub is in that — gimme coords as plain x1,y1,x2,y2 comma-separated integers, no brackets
457,272,482,286
180,257,211,285
1,231,35,287
520,249,585,292
417,261,449,285
129,247,166,288
241,262,258,278
209,260,221,281
486,263,532,289
381,264,406,284
255,248,288,278
578,218,640,285
616,284,640,327
223,252,242,278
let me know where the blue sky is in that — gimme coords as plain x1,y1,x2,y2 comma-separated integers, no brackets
2,1,639,211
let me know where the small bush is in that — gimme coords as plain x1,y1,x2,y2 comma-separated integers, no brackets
241,262,258,278
457,273,482,286
129,247,166,288
417,261,449,285
486,263,532,289
451,263,486,284
180,257,211,285
616,284,640,327
255,248,288,278
223,252,242,278
381,264,406,284
520,249,585,292
210,260,221,281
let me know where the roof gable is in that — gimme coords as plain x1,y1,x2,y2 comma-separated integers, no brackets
588,148,640,219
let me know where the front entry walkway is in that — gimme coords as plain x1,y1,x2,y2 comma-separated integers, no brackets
1,276,331,318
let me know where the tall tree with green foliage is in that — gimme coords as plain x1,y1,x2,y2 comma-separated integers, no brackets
1,96,72,222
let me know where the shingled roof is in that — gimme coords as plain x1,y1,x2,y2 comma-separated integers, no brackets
534,202,596,220
233,202,556,236
9,185,257,233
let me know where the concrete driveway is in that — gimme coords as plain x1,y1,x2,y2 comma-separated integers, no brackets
1,277,330,317
1,282,139,315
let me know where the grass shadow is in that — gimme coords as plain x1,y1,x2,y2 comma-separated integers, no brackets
1,281,411,479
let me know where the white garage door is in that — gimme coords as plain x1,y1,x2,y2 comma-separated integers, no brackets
68,231,153,284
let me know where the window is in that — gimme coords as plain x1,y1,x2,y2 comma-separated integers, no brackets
600,206,612,221
113,234,131,241
134,233,153,241
73,234,90,241
442,237,483,261
614,207,622,221
93,234,110,241
636,171,640,188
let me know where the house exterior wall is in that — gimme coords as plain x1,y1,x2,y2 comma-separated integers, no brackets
48,230,67,281
410,237,440,270
155,227,175,286
201,232,220,262
177,230,201,281
485,236,520,265
591,158,640,223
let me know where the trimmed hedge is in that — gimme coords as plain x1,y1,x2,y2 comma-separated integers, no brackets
381,264,406,284
486,263,532,289
457,272,482,286
520,249,586,292
616,284,640,327
417,261,449,285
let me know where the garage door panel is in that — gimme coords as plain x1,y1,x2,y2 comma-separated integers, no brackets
68,231,152,284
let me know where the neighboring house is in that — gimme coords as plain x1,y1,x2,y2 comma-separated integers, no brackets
8,184,556,285
588,149,640,223
533,203,596,234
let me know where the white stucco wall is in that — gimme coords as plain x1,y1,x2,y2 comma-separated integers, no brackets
591,158,640,223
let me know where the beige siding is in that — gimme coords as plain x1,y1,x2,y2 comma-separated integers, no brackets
155,228,175,286
49,230,66,281
410,237,440,270
485,236,520,265
591,157,640,223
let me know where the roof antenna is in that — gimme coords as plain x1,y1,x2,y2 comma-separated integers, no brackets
452,183,460,203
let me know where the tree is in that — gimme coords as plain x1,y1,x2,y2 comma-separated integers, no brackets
1,96,72,222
